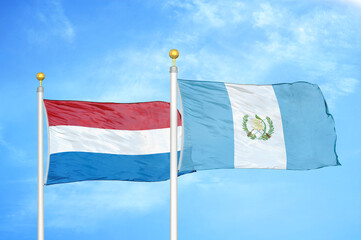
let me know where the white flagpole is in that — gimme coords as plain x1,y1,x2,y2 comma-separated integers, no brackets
37,72,45,240
169,49,179,240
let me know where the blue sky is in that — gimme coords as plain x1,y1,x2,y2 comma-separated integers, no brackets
1,0,361,239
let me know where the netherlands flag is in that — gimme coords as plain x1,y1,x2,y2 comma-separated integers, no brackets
44,100,183,185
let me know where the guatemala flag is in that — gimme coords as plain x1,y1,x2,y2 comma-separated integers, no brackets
44,100,182,185
177,79,340,172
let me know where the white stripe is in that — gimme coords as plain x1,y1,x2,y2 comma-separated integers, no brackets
49,126,182,155
225,83,287,169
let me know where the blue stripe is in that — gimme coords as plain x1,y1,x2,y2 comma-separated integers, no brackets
178,79,234,172
46,151,189,185
273,82,340,170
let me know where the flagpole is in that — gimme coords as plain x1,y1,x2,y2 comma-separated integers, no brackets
37,72,45,240
169,49,179,240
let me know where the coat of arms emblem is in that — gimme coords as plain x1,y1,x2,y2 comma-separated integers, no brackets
242,114,274,141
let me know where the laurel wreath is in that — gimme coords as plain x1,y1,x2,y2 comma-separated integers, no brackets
242,114,274,141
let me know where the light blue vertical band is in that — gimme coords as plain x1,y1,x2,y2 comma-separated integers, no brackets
273,82,340,170
178,79,235,172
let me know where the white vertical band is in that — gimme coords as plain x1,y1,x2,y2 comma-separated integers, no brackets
37,86,44,240
225,83,287,169
170,66,178,240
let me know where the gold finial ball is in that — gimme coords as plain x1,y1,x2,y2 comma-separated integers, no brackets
169,49,179,60
36,72,45,81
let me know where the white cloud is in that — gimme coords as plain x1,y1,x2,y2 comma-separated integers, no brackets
247,3,361,108
0,127,26,161
339,78,359,93
12,174,203,230
44,46,174,104
332,0,361,7
5,173,203,231
95,48,171,103
6,170,213,232
50,0,357,108
163,1,358,82
29,0,75,43
253,2,283,28
320,77,359,108
7,181,169,230
165,0,246,28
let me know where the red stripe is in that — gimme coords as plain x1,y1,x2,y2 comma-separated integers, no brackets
44,100,182,130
